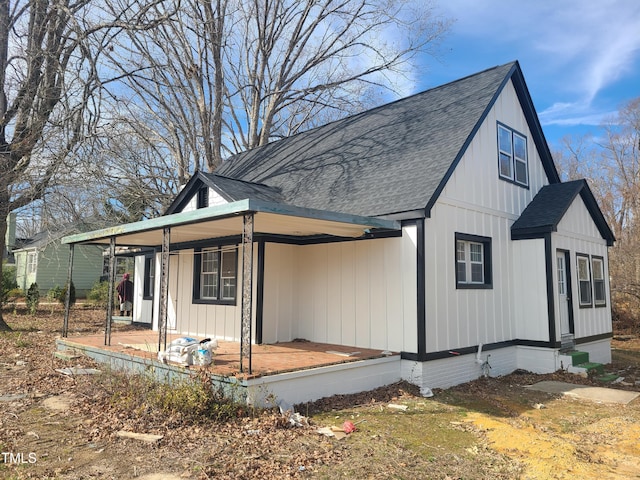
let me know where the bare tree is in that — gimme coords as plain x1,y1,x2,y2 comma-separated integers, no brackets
0,0,174,331
83,119,181,221
108,0,451,174
555,97,640,328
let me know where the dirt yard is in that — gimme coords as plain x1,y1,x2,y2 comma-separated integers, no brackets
1,306,639,479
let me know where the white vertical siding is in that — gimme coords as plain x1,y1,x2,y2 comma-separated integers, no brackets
153,246,248,341
340,243,357,346
260,227,417,352
553,197,612,339
441,81,549,217
401,225,418,352
424,79,553,353
512,239,549,341
425,204,515,352
261,243,296,344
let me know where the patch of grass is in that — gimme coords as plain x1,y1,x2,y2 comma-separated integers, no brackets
97,368,247,423
13,332,32,348
309,398,521,479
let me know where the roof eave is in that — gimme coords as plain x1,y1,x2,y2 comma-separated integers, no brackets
62,199,401,246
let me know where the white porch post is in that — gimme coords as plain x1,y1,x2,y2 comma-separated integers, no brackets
240,213,254,373
158,227,171,352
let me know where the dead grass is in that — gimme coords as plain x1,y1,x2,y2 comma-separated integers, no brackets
1,306,640,479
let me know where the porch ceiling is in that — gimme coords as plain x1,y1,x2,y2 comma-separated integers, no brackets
61,199,400,247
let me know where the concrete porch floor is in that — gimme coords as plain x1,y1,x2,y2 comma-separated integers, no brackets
57,330,396,379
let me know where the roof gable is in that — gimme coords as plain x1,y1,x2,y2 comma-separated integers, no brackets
511,179,615,245
164,172,282,215
215,61,560,219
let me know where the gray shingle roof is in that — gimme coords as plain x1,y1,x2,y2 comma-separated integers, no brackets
511,180,615,245
215,62,522,218
201,174,284,203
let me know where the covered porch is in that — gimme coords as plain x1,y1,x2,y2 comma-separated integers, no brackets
56,330,401,405
60,199,400,384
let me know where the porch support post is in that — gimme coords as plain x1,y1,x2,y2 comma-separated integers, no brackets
62,244,74,338
105,237,116,346
158,227,171,352
240,213,254,374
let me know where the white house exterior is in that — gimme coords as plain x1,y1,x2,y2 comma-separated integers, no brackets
62,62,614,400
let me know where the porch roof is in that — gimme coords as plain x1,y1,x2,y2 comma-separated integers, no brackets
61,198,401,247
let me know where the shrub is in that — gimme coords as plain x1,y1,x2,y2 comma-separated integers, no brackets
102,369,244,423
48,282,76,307
26,282,40,315
1,263,18,306
87,280,112,307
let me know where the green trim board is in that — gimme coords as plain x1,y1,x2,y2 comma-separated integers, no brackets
62,199,401,247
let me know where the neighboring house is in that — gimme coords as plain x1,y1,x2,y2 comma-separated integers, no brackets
62,61,614,397
14,222,105,297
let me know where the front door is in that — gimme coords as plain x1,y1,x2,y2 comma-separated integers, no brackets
556,250,574,346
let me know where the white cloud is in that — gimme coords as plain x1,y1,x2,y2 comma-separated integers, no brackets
437,0,640,128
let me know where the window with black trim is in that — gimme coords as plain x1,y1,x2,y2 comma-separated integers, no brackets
455,233,492,289
591,256,606,306
193,246,237,304
497,122,528,187
576,254,592,307
143,254,155,299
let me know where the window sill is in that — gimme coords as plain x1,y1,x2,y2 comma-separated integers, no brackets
498,175,529,189
193,298,237,306
456,283,493,290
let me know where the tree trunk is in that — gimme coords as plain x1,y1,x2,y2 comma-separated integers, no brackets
0,211,11,331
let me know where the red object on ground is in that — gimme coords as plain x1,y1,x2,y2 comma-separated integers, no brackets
342,421,356,434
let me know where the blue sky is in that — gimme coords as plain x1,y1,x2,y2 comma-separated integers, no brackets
413,0,640,148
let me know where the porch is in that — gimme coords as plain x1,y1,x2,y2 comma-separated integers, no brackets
56,331,402,406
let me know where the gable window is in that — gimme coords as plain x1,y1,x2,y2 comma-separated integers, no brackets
497,123,528,187
577,254,592,307
193,246,237,304
26,252,37,274
591,256,606,306
143,254,155,299
455,233,492,289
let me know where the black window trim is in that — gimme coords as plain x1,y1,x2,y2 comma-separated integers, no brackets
497,121,530,189
142,253,155,300
192,244,238,305
455,232,493,290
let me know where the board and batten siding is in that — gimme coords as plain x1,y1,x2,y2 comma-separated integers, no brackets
512,239,549,341
262,226,418,352
152,246,254,341
424,79,551,354
552,197,612,339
